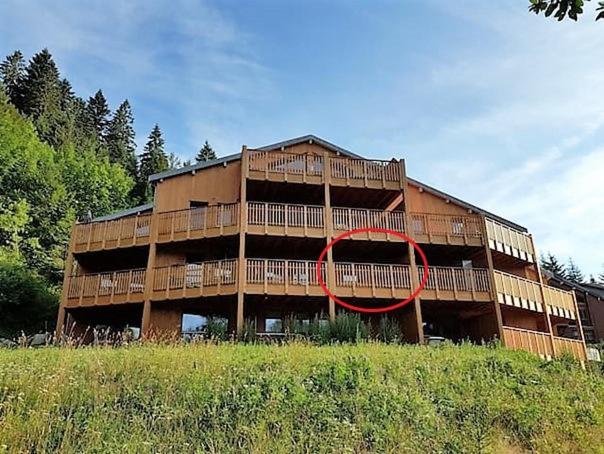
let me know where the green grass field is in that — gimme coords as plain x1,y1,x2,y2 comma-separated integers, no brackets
0,343,602,453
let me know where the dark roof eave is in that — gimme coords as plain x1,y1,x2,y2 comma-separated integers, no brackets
87,203,154,222
406,177,528,232
146,134,527,232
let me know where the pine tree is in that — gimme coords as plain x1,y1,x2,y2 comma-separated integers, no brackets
106,100,137,178
540,252,566,277
19,49,64,145
598,265,604,285
136,125,168,202
565,258,585,283
167,152,182,169
196,140,216,162
84,89,111,148
0,50,25,107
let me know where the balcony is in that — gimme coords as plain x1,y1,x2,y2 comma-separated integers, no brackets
246,150,403,190
334,263,412,299
332,208,406,241
543,286,577,320
553,336,586,361
494,271,544,313
409,213,484,246
156,204,239,243
418,266,491,302
247,202,325,237
247,151,324,184
152,259,238,300
246,259,326,296
329,157,402,190
502,326,553,358
486,218,534,263
73,214,151,253
66,269,146,307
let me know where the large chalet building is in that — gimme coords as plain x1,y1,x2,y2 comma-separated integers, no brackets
57,135,587,360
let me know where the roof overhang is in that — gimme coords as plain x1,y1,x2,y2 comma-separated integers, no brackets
147,134,527,231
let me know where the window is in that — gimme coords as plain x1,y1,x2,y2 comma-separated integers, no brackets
265,318,283,333
182,314,207,337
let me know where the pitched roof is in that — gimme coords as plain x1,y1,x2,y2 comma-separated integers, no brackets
147,134,527,231
89,203,153,222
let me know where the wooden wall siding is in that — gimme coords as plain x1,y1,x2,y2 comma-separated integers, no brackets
245,259,326,296
502,326,554,359
334,263,412,299
154,161,241,212
247,202,326,237
543,286,577,320
406,184,471,215
66,269,146,307
486,218,535,263
417,266,491,302
329,157,402,190
553,336,587,361
73,214,151,252
409,213,483,246
152,259,238,300
494,270,544,313
156,204,239,243
247,151,324,184
332,208,406,241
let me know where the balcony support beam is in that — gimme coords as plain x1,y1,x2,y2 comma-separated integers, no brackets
55,224,76,339
480,214,505,344
400,159,424,344
323,150,336,321
236,146,249,333
141,212,159,338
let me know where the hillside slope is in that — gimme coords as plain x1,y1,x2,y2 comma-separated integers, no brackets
0,343,602,453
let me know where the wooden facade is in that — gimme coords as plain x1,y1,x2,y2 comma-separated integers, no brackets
57,135,587,361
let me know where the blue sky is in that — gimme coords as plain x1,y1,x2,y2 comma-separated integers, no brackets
1,0,603,275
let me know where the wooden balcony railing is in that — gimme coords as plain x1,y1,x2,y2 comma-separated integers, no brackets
73,214,151,252
409,213,483,245
156,204,239,242
329,157,401,184
486,218,535,262
245,259,326,296
66,269,146,305
247,202,325,235
332,207,405,233
543,286,577,320
248,151,324,182
152,259,238,298
502,326,554,358
494,270,544,312
418,266,491,299
334,263,411,289
553,336,586,361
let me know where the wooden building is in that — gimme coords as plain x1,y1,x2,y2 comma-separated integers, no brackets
56,135,587,360
544,271,604,344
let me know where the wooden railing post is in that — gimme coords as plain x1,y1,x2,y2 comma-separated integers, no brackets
142,209,158,338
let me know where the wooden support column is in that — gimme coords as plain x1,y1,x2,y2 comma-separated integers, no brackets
400,159,424,344
141,205,159,338
236,146,249,333
55,224,77,339
532,234,556,357
323,151,336,321
480,214,505,343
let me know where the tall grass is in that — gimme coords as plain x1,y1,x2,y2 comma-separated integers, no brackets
0,343,602,453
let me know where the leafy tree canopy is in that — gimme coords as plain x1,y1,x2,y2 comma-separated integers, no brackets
529,0,604,21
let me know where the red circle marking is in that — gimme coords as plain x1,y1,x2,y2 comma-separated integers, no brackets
316,227,429,313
